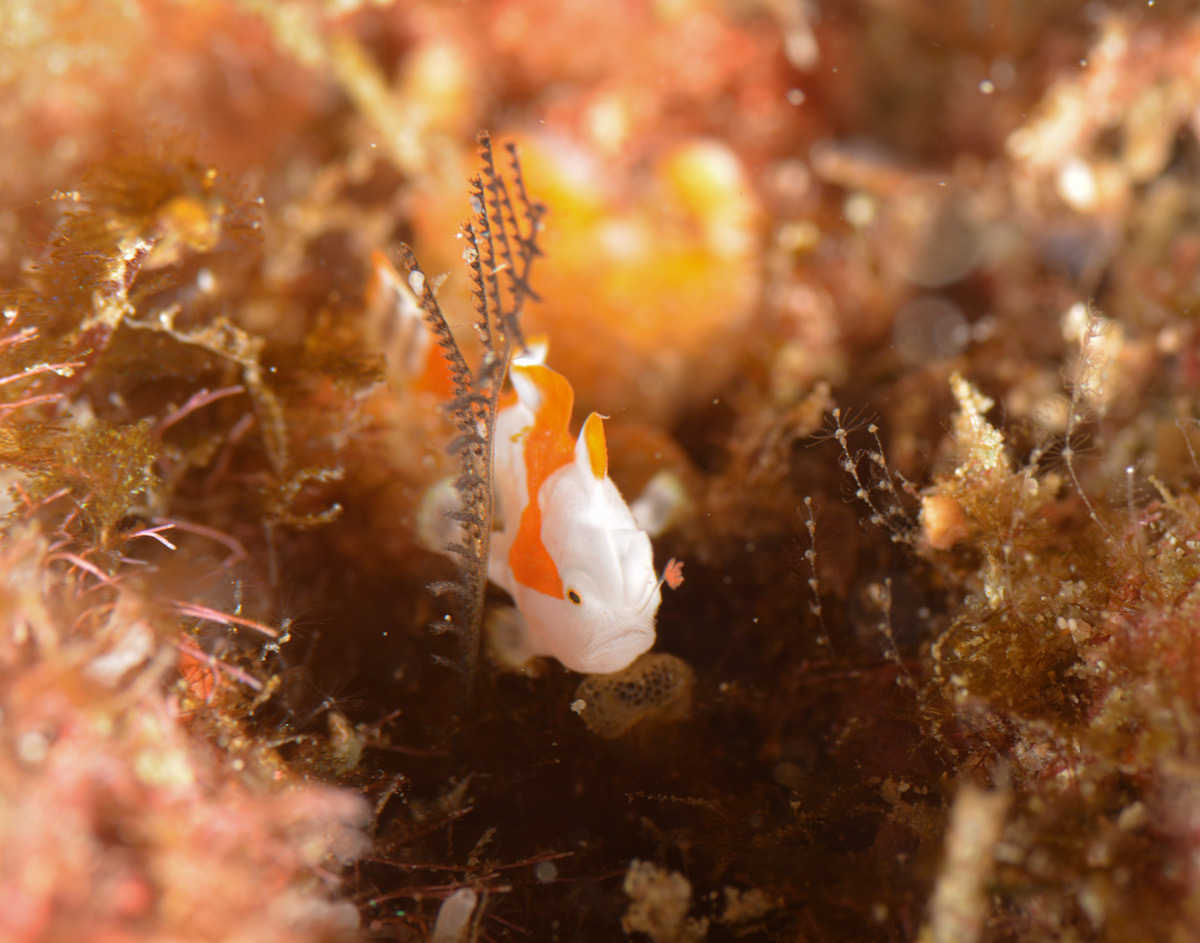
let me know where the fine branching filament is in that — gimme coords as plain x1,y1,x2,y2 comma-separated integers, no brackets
400,132,545,686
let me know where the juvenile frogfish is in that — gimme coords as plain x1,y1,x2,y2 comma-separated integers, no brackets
488,356,667,674
367,249,457,400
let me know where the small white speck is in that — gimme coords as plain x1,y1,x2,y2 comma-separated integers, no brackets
1058,156,1098,210
535,861,559,883
570,699,587,714
786,88,806,106
17,730,49,764
979,79,995,95
408,270,426,297
844,192,876,227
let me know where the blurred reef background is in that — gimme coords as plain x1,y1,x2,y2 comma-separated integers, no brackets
5,1,1200,941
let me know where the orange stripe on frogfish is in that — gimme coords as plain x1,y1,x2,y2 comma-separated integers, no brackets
415,343,458,399
508,365,577,598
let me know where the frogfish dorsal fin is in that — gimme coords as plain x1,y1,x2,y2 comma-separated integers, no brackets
579,412,608,480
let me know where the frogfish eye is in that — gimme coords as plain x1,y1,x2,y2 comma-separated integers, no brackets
567,589,582,605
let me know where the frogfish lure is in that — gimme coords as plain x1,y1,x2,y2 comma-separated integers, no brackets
488,351,680,674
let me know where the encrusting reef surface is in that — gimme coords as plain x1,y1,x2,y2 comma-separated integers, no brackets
3,2,1200,941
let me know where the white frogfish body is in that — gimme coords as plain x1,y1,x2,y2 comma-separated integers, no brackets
488,360,661,674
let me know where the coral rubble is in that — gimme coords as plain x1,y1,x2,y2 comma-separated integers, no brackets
6,1,1200,941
